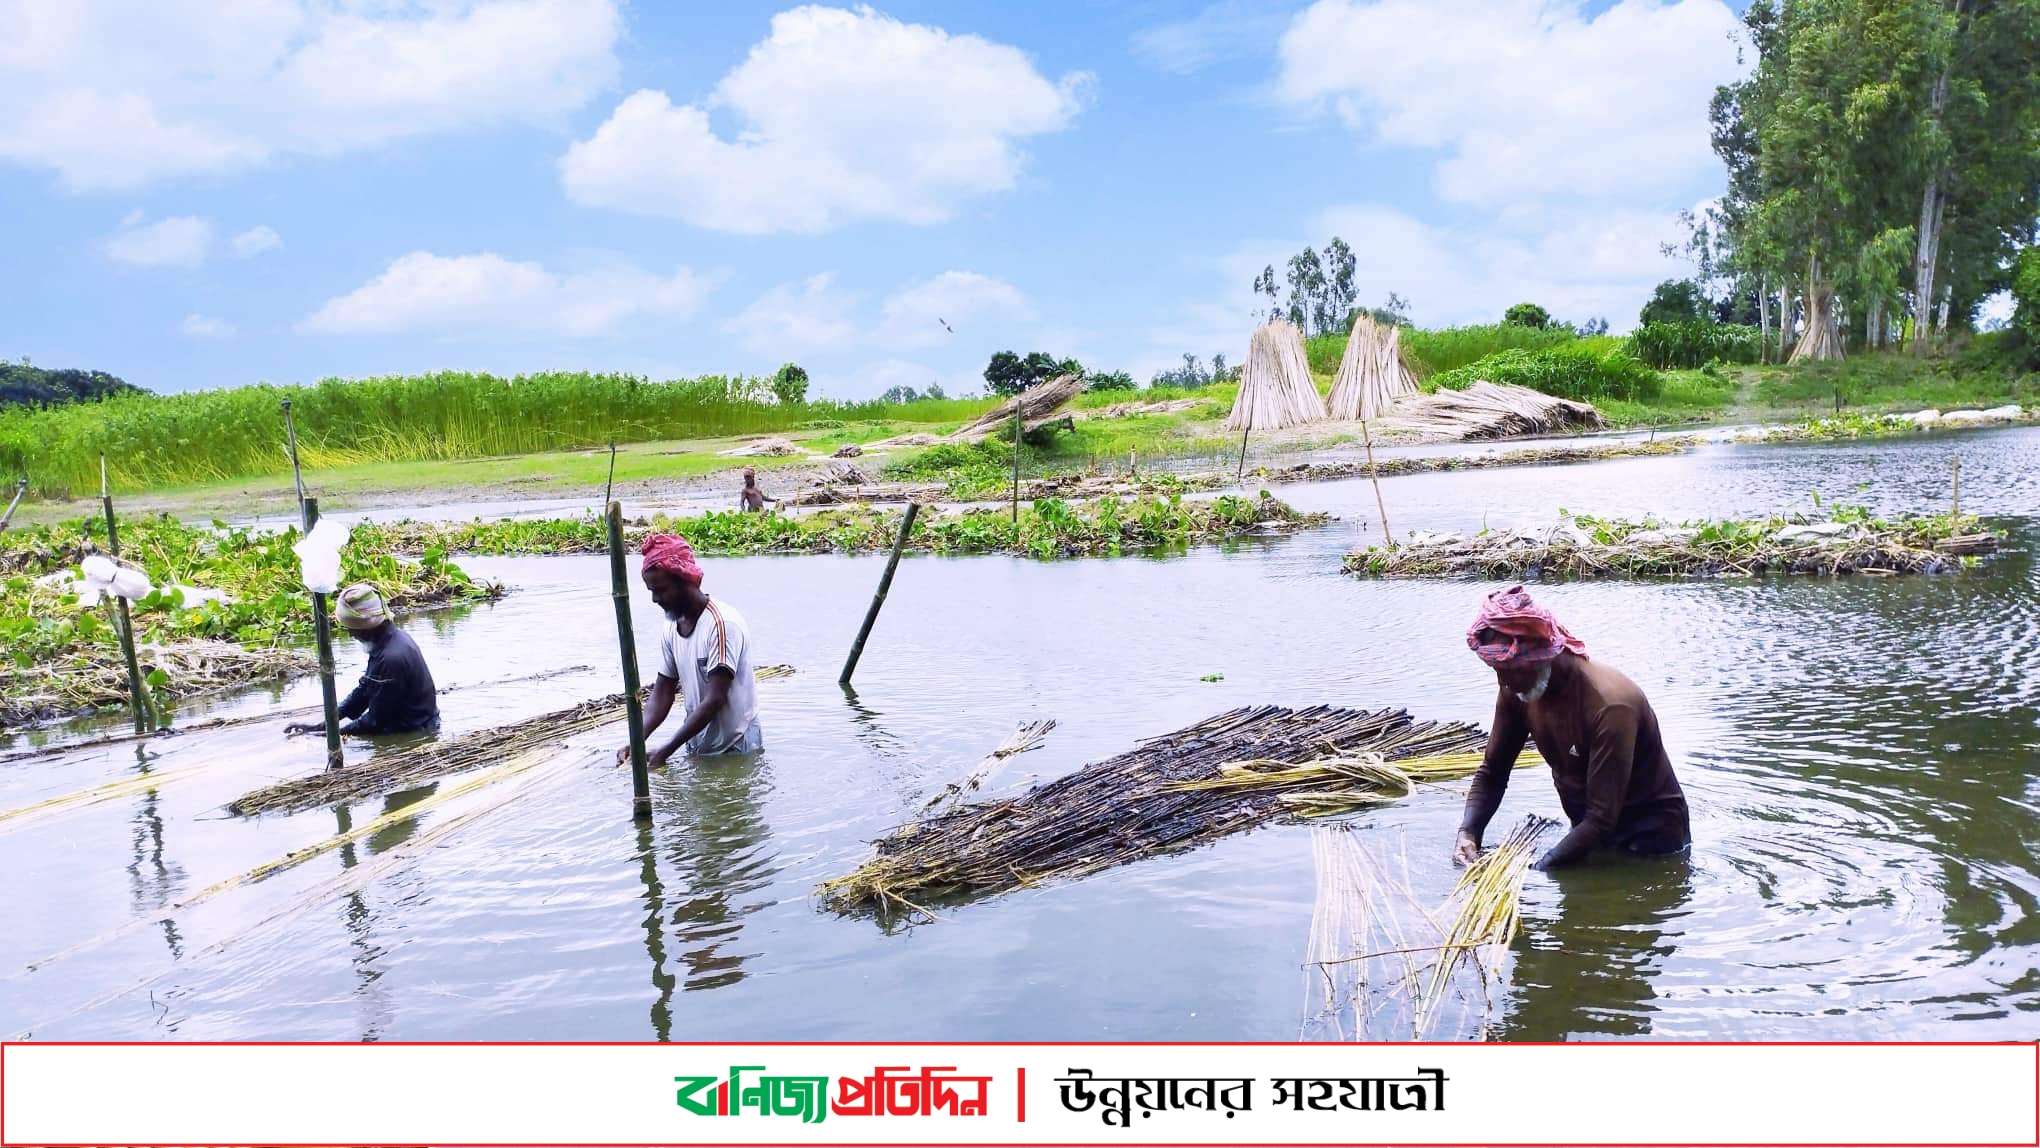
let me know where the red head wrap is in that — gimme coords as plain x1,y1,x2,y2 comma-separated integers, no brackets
641,533,704,586
1466,585,1586,668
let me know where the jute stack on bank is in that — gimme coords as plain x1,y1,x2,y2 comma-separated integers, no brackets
1226,320,1325,432
947,374,1084,443
818,704,1494,919
1384,382,1604,440
1326,315,1420,421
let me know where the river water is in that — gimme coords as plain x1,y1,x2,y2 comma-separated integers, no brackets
4,427,2036,1041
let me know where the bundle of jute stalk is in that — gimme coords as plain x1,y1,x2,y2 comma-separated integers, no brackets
1415,814,1559,1037
819,705,1486,919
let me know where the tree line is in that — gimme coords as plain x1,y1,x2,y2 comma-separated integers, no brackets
1692,0,2039,360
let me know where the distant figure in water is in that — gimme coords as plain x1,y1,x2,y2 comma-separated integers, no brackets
1453,585,1689,871
617,532,763,766
738,467,768,512
285,584,440,740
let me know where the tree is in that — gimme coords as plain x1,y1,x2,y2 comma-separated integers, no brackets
1252,265,1281,321
925,381,948,401
1639,280,1709,326
1576,317,1611,337
769,363,809,406
1152,353,1212,389
879,384,921,404
983,350,1082,397
1504,302,1552,329
1084,370,1135,392
0,361,139,408
1324,238,1358,332
1286,247,1327,333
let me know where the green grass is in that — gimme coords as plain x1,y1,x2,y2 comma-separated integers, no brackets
1750,353,2040,412
1429,344,1662,404
0,370,1001,499
1598,368,1740,428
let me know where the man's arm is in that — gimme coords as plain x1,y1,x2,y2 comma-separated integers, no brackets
1535,702,1639,870
1456,690,1530,861
651,668,732,763
288,659,380,735
618,675,679,764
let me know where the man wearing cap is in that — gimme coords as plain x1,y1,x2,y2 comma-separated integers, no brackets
1454,585,1689,871
618,532,762,766
284,583,440,739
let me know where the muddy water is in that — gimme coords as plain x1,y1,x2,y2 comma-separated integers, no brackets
5,426,2036,1041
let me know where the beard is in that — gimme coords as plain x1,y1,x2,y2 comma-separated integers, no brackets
1515,664,1554,703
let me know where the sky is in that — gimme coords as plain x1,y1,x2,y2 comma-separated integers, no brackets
0,0,1752,399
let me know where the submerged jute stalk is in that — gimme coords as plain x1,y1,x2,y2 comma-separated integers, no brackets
817,705,1488,920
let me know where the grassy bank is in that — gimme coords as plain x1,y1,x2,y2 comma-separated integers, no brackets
356,493,1328,561
0,515,500,727
0,371,1001,498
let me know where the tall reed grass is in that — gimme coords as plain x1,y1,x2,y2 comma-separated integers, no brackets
0,371,998,496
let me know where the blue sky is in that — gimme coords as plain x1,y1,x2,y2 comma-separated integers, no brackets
1,0,1748,399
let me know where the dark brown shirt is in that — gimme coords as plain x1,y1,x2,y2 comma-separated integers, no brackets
1460,652,1689,867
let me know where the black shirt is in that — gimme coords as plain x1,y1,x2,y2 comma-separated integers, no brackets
337,626,439,736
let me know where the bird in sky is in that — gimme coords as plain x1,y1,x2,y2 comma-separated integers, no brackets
938,317,954,334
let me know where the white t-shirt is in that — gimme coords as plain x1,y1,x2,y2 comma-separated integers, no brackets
658,598,760,754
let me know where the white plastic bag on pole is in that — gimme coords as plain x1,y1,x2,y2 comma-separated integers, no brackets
77,554,154,605
293,518,349,594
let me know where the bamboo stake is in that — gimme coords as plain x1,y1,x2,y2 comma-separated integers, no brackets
0,475,26,532
1011,407,1022,525
604,441,618,507
1951,455,1961,517
1236,414,1251,484
840,501,920,686
606,501,652,820
303,498,345,771
1361,420,1393,548
98,457,151,733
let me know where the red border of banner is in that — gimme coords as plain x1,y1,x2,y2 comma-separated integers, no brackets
2,1040,2034,1148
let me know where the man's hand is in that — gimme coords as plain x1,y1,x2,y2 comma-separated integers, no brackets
1452,830,1483,867
614,743,632,767
283,722,315,736
648,742,676,770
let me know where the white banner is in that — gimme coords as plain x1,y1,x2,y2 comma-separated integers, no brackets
3,1041,2033,1147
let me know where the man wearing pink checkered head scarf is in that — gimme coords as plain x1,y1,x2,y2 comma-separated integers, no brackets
617,533,764,767
1455,585,1690,871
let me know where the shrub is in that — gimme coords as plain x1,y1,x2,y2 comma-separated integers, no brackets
1430,345,1662,404
1625,323,1763,369
1504,302,1552,329
1639,279,1710,327
1401,324,1578,375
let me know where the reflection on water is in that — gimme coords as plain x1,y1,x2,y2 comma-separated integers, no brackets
4,427,2040,1041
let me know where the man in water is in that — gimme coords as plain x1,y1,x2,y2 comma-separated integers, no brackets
737,467,767,512
284,583,440,739
617,532,762,766
1452,585,1689,871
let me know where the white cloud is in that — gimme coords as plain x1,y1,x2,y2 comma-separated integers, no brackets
1132,0,1290,74
104,215,214,268
0,0,620,190
180,314,235,338
1276,0,1742,205
1139,203,1685,377
876,271,1032,348
561,6,1088,234
231,225,282,258
300,252,714,336
722,274,863,356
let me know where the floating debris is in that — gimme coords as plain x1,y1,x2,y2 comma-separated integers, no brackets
1345,510,2000,580
817,705,1489,920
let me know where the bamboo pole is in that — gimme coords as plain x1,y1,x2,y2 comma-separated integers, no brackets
840,501,920,686
606,501,652,819
1011,408,1022,525
0,475,26,532
98,457,152,733
1360,420,1393,548
1235,416,1251,483
1952,456,1961,518
604,441,618,508
303,498,345,772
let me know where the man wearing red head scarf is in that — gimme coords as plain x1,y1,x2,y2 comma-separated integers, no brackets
616,533,763,767
1455,585,1689,871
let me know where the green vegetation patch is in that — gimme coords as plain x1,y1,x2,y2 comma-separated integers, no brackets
1428,345,1663,404
0,515,500,727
